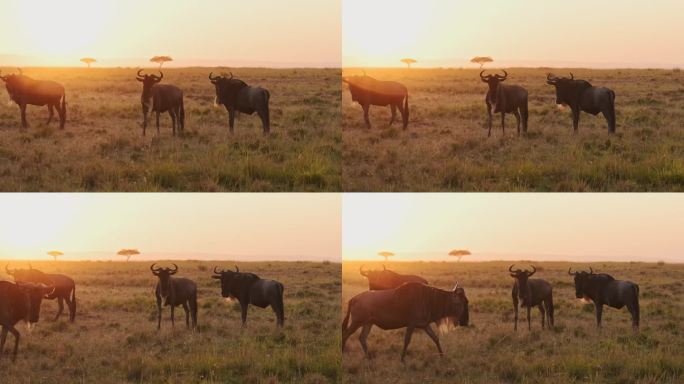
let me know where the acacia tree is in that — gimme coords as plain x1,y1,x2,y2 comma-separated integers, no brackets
117,248,140,262
47,250,64,261
400,58,417,69
150,56,173,69
80,58,96,68
448,249,471,262
378,251,395,262
470,56,493,69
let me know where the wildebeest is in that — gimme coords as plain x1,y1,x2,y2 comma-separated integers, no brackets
5,264,77,322
342,282,469,361
150,263,197,330
343,74,409,129
359,265,428,290
569,267,639,331
480,70,529,137
0,281,53,361
0,68,66,129
136,70,185,136
546,73,616,133
509,265,554,331
208,72,271,134
212,266,284,326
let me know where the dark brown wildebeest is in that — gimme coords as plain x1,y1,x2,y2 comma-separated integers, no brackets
136,70,185,136
0,281,53,361
546,73,616,133
212,266,285,326
208,72,271,134
0,69,66,129
569,267,639,331
343,74,409,129
342,281,469,361
480,70,529,137
6,264,77,322
150,263,197,330
509,265,554,331
359,265,428,290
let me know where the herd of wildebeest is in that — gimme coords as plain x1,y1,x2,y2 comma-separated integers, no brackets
0,263,285,361
343,70,617,136
343,264,640,362
0,68,271,135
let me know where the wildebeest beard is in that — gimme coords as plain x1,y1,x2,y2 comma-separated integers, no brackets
404,284,467,333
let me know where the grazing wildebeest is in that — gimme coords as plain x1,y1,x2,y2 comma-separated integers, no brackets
546,73,616,133
212,266,284,326
5,264,77,322
342,282,469,361
480,70,529,137
208,72,271,134
569,267,640,331
0,281,53,361
136,70,185,136
150,263,197,330
509,265,554,331
0,69,66,129
343,74,409,129
359,265,428,290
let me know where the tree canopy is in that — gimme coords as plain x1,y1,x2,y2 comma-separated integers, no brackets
117,248,140,262
80,58,96,68
448,249,472,262
400,58,417,68
378,251,395,262
47,250,64,261
470,56,493,68
150,56,173,68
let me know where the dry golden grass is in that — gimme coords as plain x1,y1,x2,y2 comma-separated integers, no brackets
0,260,341,384
342,68,684,191
342,261,684,383
0,67,341,191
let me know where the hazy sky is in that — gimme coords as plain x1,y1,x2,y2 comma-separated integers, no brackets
343,194,684,262
0,0,341,67
343,0,684,68
0,194,341,261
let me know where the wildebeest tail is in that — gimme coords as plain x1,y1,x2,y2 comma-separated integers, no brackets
179,98,185,129
61,91,67,124
71,284,77,321
264,90,271,133
342,300,351,332
403,93,409,128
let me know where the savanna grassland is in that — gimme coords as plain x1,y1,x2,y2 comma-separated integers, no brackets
0,260,341,384
342,261,684,384
0,67,341,191
342,68,684,191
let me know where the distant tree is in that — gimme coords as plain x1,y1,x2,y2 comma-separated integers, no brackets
378,251,395,262
117,248,140,262
150,56,173,69
80,58,96,68
47,250,64,261
471,56,493,69
448,249,471,262
400,58,417,69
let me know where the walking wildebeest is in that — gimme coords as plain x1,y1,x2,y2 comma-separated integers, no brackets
5,264,77,322
569,267,640,331
212,266,285,326
208,72,271,134
150,263,197,330
509,265,554,331
546,73,616,133
0,281,53,361
0,69,66,129
480,70,529,137
359,265,428,290
136,70,185,136
342,282,469,362
343,74,409,129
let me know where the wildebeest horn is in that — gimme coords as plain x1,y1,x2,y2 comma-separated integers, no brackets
508,264,517,273
480,70,487,79
229,72,233,80
150,263,162,272
589,267,593,274
209,72,220,81
495,70,508,80
213,266,223,274
234,265,239,273
5,264,15,276
528,265,536,276
359,265,368,276
169,263,178,273
453,281,459,290
568,267,576,275
137,69,144,77
569,73,574,80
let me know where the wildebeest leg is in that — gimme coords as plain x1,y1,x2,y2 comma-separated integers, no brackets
423,325,443,356
601,109,615,134
526,305,531,331
0,327,7,355
257,108,270,135
342,320,362,352
396,102,407,130
538,304,546,329
8,327,19,362
47,105,54,125
546,297,555,328
362,104,371,128
170,305,175,328
595,303,603,328
512,293,519,331
400,326,415,362
54,296,65,321
389,105,397,126
571,108,580,133
182,302,190,329
169,110,177,136
228,109,236,134
627,302,639,332
240,301,249,327
487,102,493,137
142,106,148,136
514,110,521,136
359,324,372,358
156,295,162,330
20,104,28,128
156,112,161,135
189,293,198,330
501,112,505,135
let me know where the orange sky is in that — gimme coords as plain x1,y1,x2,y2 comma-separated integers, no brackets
0,194,341,262
0,0,341,67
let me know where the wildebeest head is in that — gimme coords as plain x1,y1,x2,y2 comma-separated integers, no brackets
209,72,248,106
16,282,54,324
359,264,418,290
480,70,508,94
546,73,593,106
150,263,177,300
0,69,29,102
212,266,259,299
569,267,615,299
509,264,536,298
6,264,55,296
136,70,163,97
452,283,469,326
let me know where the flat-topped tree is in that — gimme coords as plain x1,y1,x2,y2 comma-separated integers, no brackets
400,58,417,69
150,56,173,69
471,56,493,69
117,248,140,262
448,249,471,262
378,251,395,262
80,58,96,68
47,250,63,261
